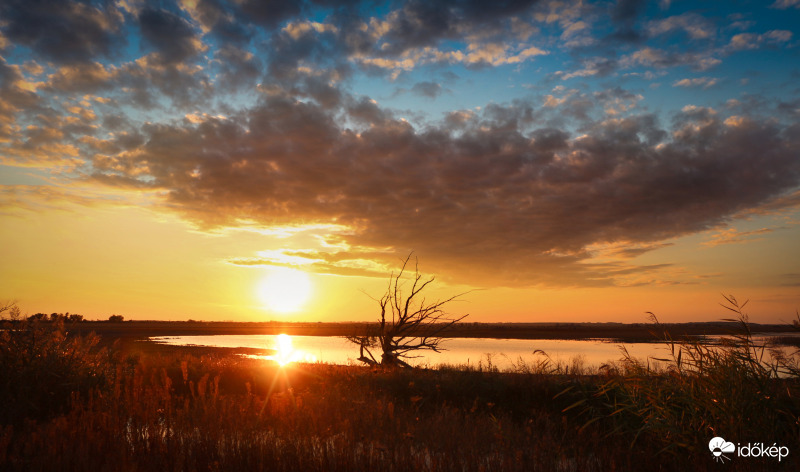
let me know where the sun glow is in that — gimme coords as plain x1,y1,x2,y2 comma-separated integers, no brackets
271,334,317,366
275,333,294,366
257,268,313,313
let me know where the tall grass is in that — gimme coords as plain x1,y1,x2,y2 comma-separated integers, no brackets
1,353,622,471
560,295,800,460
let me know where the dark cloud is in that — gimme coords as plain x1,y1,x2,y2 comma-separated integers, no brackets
264,19,342,83
778,98,800,118
185,0,253,44
0,59,39,109
87,92,800,286
379,2,459,55
138,8,204,65
621,47,721,71
611,0,647,25
44,62,115,94
345,96,393,126
441,70,460,82
101,113,130,131
238,0,303,28
119,56,213,109
611,0,647,23
542,90,596,125
82,129,145,155
213,45,262,91
377,0,540,55
410,81,444,99
0,58,42,142
0,0,125,64
302,76,344,109
40,55,212,110
608,0,647,43
302,0,545,76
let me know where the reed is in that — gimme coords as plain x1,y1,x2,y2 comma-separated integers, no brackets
560,295,800,461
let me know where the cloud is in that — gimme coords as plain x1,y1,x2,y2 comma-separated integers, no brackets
371,0,541,57
556,57,618,80
44,62,116,94
771,0,800,9
673,77,718,89
779,273,800,287
410,81,444,99
320,0,549,77
83,93,800,287
621,47,721,71
38,54,212,111
237,0,304,28
607,0,647,43
727,30,793,51
352,42,547,74
611,0,646,23
585,241,675,259
731,188,800,219
178,0,253,44
282,20,339,40
138,7,206,65
0,0,125,64
226,249,392,278
647,13,714,40
212,45,262,90
118,55,213,109
0,58,42,141
728,33,759,50
559,19,596,48
593,87,643,116
701,227,777,247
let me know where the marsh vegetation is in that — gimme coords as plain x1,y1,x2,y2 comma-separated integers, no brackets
1,298,799,471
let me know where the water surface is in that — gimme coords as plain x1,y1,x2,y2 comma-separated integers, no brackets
151,334,743,371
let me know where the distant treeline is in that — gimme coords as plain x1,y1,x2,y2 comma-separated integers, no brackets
25,313,124,323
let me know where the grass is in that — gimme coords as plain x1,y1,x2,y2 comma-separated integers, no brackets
563,296,799,455
1,298,799,471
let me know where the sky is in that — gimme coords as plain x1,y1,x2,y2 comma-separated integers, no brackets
1,0,799,323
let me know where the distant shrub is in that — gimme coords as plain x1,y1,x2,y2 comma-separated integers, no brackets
27,312,83,323
108,314,124,322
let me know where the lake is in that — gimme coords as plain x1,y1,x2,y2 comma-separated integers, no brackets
150,333,799,371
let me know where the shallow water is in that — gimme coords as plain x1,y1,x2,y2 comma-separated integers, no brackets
148,333,798,371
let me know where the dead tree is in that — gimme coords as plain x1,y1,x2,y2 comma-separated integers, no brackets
347,254,468,368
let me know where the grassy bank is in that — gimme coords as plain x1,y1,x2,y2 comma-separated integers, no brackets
1,303,799,471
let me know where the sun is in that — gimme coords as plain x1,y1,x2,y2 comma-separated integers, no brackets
257,268,313,313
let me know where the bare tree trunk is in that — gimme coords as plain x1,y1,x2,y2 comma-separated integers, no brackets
347,254,469,368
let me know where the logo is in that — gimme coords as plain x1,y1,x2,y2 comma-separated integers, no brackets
709,437,735,463
708,437,790,463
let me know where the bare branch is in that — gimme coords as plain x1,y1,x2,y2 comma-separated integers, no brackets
346,254,470,368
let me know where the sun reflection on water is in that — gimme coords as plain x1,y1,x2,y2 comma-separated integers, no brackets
269,334,317,366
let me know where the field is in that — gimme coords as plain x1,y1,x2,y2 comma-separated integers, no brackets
2,310,800,471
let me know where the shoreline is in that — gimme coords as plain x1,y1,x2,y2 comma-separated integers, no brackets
65,319,799,339
57,320,800,355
